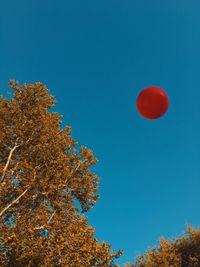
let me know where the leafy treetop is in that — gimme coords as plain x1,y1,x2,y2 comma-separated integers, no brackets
0,81,122,266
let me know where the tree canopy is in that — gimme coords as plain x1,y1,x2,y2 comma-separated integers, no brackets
125,226,200,267
0,81,122,266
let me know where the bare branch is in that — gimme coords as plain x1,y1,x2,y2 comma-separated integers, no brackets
1,131,37,185
1,143,20,183
35,225,45,230
0,185,31,217
0,171,36,218
48,210,57,224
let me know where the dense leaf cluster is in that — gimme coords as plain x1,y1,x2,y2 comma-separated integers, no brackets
0,81,122,266
125,227,200,267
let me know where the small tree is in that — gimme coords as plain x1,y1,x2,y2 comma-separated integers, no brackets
126,226,200,267
0,81,122,266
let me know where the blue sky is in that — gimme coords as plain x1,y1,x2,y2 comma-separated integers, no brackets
1,0,200,265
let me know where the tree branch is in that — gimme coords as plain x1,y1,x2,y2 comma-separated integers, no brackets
0,170,37,218
0,185,31,217
1,131,36,185
1,143,20,183
48,210,57,224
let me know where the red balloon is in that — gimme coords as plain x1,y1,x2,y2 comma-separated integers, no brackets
136,86,169,119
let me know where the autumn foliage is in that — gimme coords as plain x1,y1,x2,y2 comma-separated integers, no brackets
1,81,200,267
0,81,122,266
125,227,200,267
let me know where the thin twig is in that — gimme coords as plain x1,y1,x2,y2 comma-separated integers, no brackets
48,210,57,224
35,225,45,230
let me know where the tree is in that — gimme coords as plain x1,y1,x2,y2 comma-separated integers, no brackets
0,81,122,266
125,226,200,267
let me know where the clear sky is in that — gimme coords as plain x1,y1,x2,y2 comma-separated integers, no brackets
1,0,200,265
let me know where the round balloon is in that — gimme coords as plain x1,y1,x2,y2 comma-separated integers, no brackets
136,86,169,119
